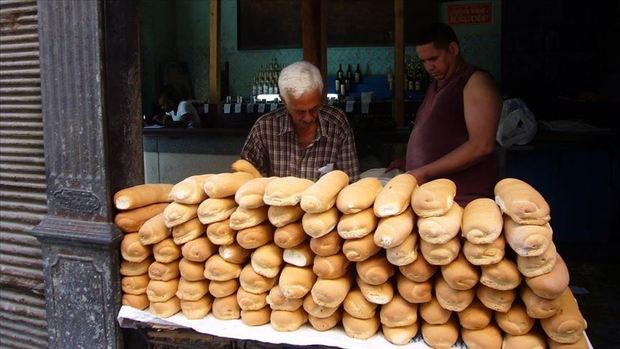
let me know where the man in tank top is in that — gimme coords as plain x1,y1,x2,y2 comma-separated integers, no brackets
402,23,501,205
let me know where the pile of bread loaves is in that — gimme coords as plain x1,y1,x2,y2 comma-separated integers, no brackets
116,160,588,349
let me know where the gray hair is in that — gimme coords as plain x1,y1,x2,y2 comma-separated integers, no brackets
278,61,323,101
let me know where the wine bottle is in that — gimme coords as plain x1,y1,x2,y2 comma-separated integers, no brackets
346,64,353,80
354,64,361,84
337,64,344,80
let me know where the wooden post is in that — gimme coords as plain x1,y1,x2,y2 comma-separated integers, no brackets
209,0,221,104
393,0,405,126
302,0,326,94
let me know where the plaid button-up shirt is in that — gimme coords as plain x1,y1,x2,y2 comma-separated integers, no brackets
241,105,360,182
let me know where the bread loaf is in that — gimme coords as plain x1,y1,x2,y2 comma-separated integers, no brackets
212,294,241,320
463,235,505,265
504,216,553,256
311,276,352,308
270,308,307,331
457,299,493,330
197,198,237,224
122,293,149,310
206,220,236,246
302,207,339,238
418,203,462,244
540,289,588,344
435,276,474,311
342,233,380,262
386,232,418,266
313,253,349,279
517,243,558,277
229,206,268,230
121,274,150,295
337,207,378,239
148,260,179,281
502,330,546,349
278,265,316,299
149,296,180,318
138,213,170,245
411,178,456,218
283,242,314,267
342,312,380,339
203,254,242,281
476,284,516,312
382,323,419,346
303,293,339,318
356,254,395,285
114,184,173,210
419,235,460,266
231,158,262,178
234,177,274,208
121,233,151,263
300,170,349,213
461,324,503,349
181,237,216,262
171,217,204,245
153,238,181,263
373,174,417,217
250,243,283,278
440,252,479,290
343,287,377,319
115,203,169,233
175,278,209,301
494,178,551,225
495,301,535,336
310,230,342,257
180,295,213,319
525,254,569,300
379,294,418,327
178,257,206,281
241,307,271,326
399,252,437,282
146,279,179,302
236,287,267,311
357,277,393,305
236,221,273,249
374,208,415,248
263,177,314,206
120,258,152,276
268,205,304,227
274,222,307,248
309,310,341,331
396,273,433,303
239,264,276,294
480,258,521,290
170,174,212,205
421,317,459,349
163,202,199,228
208,279,239,298
461,198,503,244
420,296,452,325
218,242,250,264
336,177,382,214
266,285,303,311
547,334,590,349
203,172,254,198
520,284,561,319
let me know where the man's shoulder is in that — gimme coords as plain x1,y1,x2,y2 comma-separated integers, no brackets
252,107,287,128
319,105,349,127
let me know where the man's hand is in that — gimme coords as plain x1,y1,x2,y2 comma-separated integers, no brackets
385,158,405,173
407,168,428,185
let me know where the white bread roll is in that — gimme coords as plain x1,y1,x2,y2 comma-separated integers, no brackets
386,233,418,266
236,287,267,311
148,260,179,281
374,208,415,248
421,318,459,349
231,158,262,178
308,310,341,331
278,265,316,299
357,277,393,305
418,203,463,244
197,198,237,225
440,252,479,290
146,279,179,302
229,206,269,230
336,177,382,214
149,296,180,318
463,235,505,266
313,253,349,279
396,273,433,303
462,198,503,244
382,323,419,346
115,203,169,233
302,207,339,238
180,295,213,319
411,178,456,218
270,308,307,331
379,294,418,327
203,254,242,281
241,307,271,326
205,220,236,246
212,294,240,320
181,237,216,262
504,217,553,257
263,177,314,206
203,172,254,199
547,334,590,349
303,293,339,318
114,184,173,210
476,284,516,312
138,213,170,245
121,274,150,295
169,174,212,205
495,301,535,336
520,284,561,319
517,243,558,277
234,177,274,208
342,233,380,262
356,254,395,285
171,217,204,245
208,279,239,298
342,312,380,339
239,264,276,294
218,242,250,264
175,278,209,301
420,296,452,325
435,276,474,311
122,293,149,310
399,252,437,282
250,243,283,278
121,233,151,263
310,230,343,257
540,289,588,344
311,276,352,308
461,324,503,349
373,174,417,217
343,287,377,319
300,170,349,213
502,330,546,349
120,258,152,276
266,285,303,311
283,242,314,267
337,208,378,239
236,222,273,249
153,238,181,263
457,299,493,330
268,205,304,228
525,254,569,300
480,258,521,290
163,202,199,228
419,235,460,266
178,257,206,281
494,178,551,225
274,222,307,249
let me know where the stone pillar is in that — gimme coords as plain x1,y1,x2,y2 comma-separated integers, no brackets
32,1,141,348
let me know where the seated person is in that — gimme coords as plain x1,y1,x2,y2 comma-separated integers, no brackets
240,61,359,182
153,86,201,128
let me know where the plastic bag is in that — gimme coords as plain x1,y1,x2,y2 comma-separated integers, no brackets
496,98,537,147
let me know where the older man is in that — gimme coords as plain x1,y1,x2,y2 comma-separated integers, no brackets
241,61,359,181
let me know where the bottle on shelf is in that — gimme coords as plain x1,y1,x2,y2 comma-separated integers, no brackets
339,79,346,97
335,76,341,94
337,64,344,80
344,76,351,93
346,64,353,81
354,63,361,84
387,69,394,91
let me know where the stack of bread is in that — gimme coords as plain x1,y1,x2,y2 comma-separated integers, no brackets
115,166,588,349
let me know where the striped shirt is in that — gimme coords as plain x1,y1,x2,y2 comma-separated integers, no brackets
241,105,360,182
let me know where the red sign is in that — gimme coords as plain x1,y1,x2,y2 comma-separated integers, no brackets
448,3,492,25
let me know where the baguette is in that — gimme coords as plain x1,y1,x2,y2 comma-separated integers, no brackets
399,251,437,282
115,203,169,232
517,243,558,277
176,277,209,301
504,216,553,257
153,238,181,263
480,258,521,290
463,235,505,266
417,203,462,244
525,254,569,300
396,273,433,304
266,285,303,311
208,279,239,298
121,274,150,295
547,334,590,349
250,243,283,278
197,198,237,224
342,233,380,262
502,330,546,349
236,221,274,249
311,276,352,308
268,204,304,228
343,287,377,319
236,287,267,311
114,184,173,210
278,265,316,299
303,293,339,318
218,242,250,264
171,217,204,245
435,276,474,311
357,277,393,305
231,158,262,178
540,289,587,344
169,174,212,204
337,207,378,239
205,219,236,246
374,207,415,248
476,284,516,312
234,177,274,208
419,235,460,266
457,298,493,330
283,242,314,267
274,222,307,249
148,260,179,281
421,317,459,349
138,213,170,245
229,206,269,230
310,230,343,257
461,324,503,349
462,198,503,244
382,323,419,346
342,312,380,339
308,310,341,331
239,264,276,294
520,284,561,319
181,237,216,262
203,172,254,199
241,307,271,326
386,232,418,266
495,301,535,336
379,294,418,327
203,254,242,281
494,178,551,225
263,177,314,206
163,202,199,228
419,296,451,325
120,258,152,276
300,170,349,213
336,177,382,214
356,254,395,285
180,295,213,319
440,252,479,290
411,178,456,217
122,293,149,310
149,296,180,318
302,207,339,238
146,279,179,302
270,308,307,331
121,233,151,263
313,253,349,279
212,294,240,320
178,257,206,281
373,174,417,217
